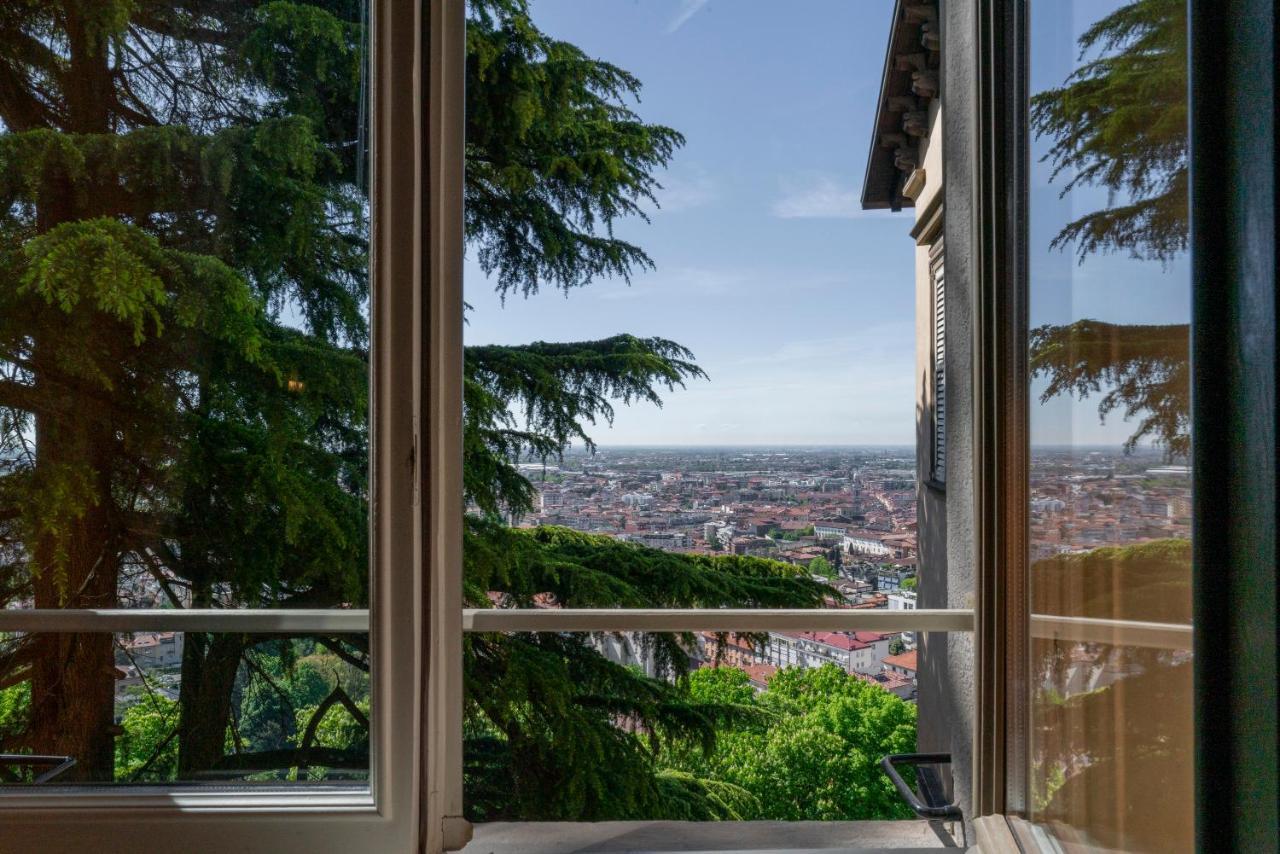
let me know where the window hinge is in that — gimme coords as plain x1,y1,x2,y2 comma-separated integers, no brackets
442,815,472,851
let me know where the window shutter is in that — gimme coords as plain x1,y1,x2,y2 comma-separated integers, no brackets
931,253,946,483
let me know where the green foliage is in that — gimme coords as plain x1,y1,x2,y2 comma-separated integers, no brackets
238,648,367,756
292,697,370,752
1031,537,1190,622
464,0,684,297
465,336,705,516
661,666,918,820
115,692,180,782
0,681,29,746
900,575,917,591
0,0,853,815
779,524,815,541
463,520,835,820
466,519,831,614
0,0,376,779
807,556,832,577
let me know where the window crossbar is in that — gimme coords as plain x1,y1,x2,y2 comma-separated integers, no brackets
461,608,975,633
1030,613,1193,651
0,609,370,634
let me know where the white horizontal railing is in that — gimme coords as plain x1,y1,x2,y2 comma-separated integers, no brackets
0,607,973,635
1030,613,1193,651
0,609,370,634
461,608,975,633
0,609,1192,649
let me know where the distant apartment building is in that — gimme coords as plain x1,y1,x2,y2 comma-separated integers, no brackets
623,530,688,551
887,589,918,649
117,632,184,670
841,534,893,558
762,631,893,677
813,521,848,540
881,649,918,693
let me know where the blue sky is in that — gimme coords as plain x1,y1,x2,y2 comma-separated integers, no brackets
463,0,1189,449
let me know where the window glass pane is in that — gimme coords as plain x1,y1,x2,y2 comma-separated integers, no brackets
0,633,369,785
0,2,371,783
1028,0,1191,849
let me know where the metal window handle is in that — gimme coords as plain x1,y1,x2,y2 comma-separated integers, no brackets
880,752,963,820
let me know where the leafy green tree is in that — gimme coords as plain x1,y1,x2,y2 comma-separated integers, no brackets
807,556,832,577
1029,0,1190,458
0,0,832,811
0,0,370,780
114,692,180,783
464,520,830,819
661,666,917,821
0,680,28,751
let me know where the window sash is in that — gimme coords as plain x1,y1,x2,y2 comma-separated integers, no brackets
0,0,427,850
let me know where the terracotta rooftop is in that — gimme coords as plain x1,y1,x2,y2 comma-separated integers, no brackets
781,630,876,651
882,650,918,672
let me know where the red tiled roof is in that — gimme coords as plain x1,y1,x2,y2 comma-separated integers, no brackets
742,663,778,687
882,650,918,672
781,630,870,651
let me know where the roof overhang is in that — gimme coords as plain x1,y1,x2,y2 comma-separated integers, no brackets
860,0,941,211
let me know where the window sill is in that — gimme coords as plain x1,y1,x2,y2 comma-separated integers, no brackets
459,820,963,852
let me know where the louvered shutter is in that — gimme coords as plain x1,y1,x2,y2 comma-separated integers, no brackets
931,255,946,483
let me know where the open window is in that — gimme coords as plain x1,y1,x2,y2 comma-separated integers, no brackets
2,0,1276,851
0,1,430,850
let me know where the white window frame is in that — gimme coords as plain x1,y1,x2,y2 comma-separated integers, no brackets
0,0,437,850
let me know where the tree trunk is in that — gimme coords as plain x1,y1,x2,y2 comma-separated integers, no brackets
177,632,245,777
28,429,120,781
23,6,122,782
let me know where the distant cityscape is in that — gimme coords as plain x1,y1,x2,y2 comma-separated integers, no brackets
505,444,1192,701
110,444,1192,712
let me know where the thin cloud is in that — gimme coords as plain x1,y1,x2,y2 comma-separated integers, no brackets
591,266,742,303
654,170,717,212
772,175,865,219
667,0,710,33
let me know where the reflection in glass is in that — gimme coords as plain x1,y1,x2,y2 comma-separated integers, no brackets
0,3,370,781
1028,0,1191,849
